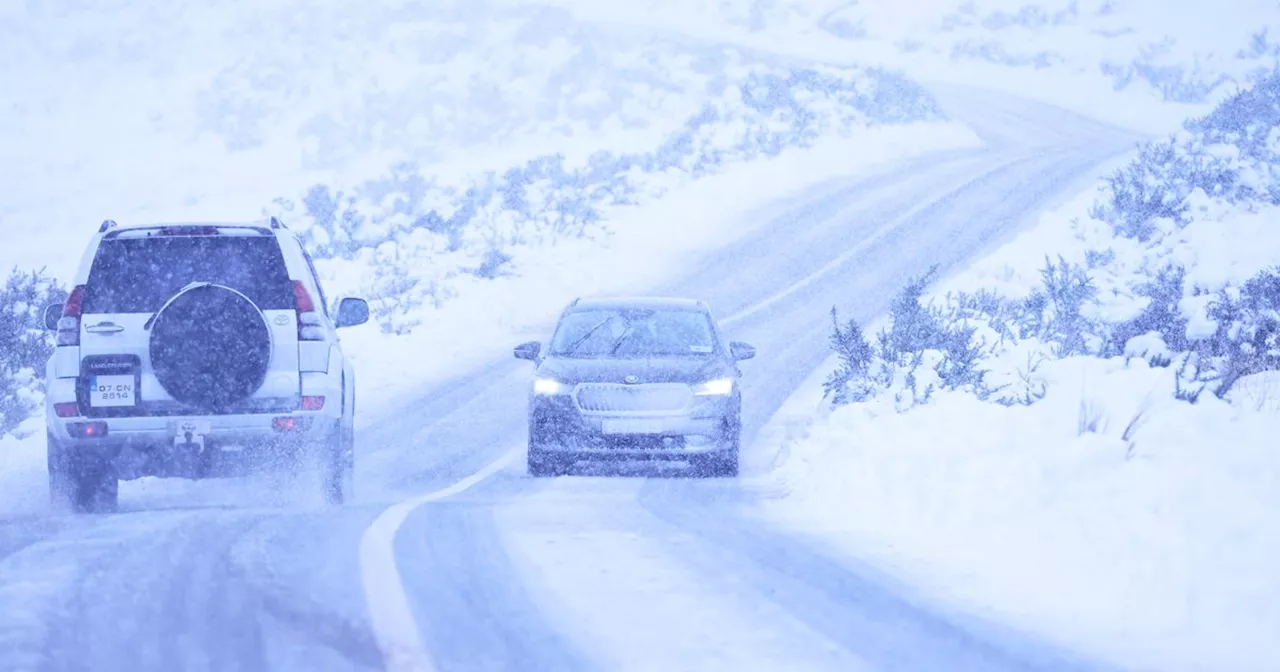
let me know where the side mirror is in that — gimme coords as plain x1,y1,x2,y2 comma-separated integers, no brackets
514,341,541,361
334,298,370,328
729,341,756,361
43,304,62,331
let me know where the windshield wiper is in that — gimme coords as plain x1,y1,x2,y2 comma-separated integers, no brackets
561,317,617,355
608,325,636,356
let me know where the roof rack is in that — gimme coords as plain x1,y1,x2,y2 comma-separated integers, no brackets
269,216,287,230
99,219,118,233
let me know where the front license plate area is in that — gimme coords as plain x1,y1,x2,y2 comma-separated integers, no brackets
602,418,665,435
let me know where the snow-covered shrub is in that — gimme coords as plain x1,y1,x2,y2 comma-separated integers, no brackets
1194,266,1280,397
268,62,943,332
823,308,876,405
824,68,1280,412
824,267,999,409
0,268,66,437
1092,71,1280,240
1108,264,1188,357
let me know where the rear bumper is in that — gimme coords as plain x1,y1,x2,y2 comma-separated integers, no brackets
528,392,739,460
46,403,339,480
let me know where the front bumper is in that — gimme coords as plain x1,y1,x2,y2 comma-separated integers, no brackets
528,391,739,460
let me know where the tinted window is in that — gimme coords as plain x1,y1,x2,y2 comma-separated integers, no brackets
84,237,294,313
549,308,718,358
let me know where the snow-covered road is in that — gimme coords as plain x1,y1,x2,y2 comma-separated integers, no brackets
0,89,1143,672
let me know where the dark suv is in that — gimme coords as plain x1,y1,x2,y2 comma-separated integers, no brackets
513,296,755,477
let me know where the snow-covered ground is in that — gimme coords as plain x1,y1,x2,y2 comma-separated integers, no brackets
755,73,1280,671
556,0,1280,132
2,2,1278,670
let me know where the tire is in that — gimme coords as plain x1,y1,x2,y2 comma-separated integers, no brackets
149,284,272,410
693,422,740,478
47,432,74,513
48,433,119,514
322,422,354,506
527,435,566,477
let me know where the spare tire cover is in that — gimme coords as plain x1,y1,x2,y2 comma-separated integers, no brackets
149,284,273,409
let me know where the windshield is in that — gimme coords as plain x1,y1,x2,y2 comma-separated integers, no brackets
548,308,718,358
83,236,295,313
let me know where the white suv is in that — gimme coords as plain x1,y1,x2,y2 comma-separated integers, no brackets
41,218,368,513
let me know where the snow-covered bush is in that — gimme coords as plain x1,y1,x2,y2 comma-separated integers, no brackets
0,268,65,437
824,256,1103,409
268,63,942,332
824,68,1280,410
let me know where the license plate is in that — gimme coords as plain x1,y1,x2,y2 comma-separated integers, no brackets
88,375,136,407
602,418,665,435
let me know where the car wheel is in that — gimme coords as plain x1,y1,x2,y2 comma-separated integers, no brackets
693,422,740,478
322,422,354,506
47,431,75,512
527,433,566,477
77,467,120,514
52,437,118,514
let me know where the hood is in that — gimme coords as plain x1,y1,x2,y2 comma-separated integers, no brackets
538,355,731,384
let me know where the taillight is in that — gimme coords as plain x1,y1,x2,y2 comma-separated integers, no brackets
54,402,80,418
273,416,314,432
57,285,87,346
300,396,325,411
67,421,108,438
293,281,325,341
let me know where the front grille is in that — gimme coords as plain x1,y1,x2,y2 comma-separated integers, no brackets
574,383,691,414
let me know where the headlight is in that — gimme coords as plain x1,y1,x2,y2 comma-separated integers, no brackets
533,378,566,395
693,378,734,396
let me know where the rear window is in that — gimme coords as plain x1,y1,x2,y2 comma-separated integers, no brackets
84,236,295,313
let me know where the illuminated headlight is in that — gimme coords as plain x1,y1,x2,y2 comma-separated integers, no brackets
533,378,566,395
693,378,734,396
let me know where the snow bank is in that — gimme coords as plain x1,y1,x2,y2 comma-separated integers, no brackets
759,71,1280,671
764,360,1280,672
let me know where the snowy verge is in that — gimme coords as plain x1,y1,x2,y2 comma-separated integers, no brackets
751,73,1280,671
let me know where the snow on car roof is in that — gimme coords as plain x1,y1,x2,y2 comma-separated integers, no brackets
570,296,706,311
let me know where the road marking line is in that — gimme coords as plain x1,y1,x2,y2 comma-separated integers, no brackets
359,448,520,672
720,153,1041,328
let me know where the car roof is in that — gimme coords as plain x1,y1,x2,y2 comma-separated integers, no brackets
107,219,272,231
568,296,707,312
100,220,279,239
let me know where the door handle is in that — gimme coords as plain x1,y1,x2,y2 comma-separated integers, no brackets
85,322,125,334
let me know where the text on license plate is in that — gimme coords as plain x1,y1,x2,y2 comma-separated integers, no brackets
602,418,665,435
89,375,136,407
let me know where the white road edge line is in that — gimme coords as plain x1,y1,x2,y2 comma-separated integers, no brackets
360,448,520,672
356,150,1040,672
